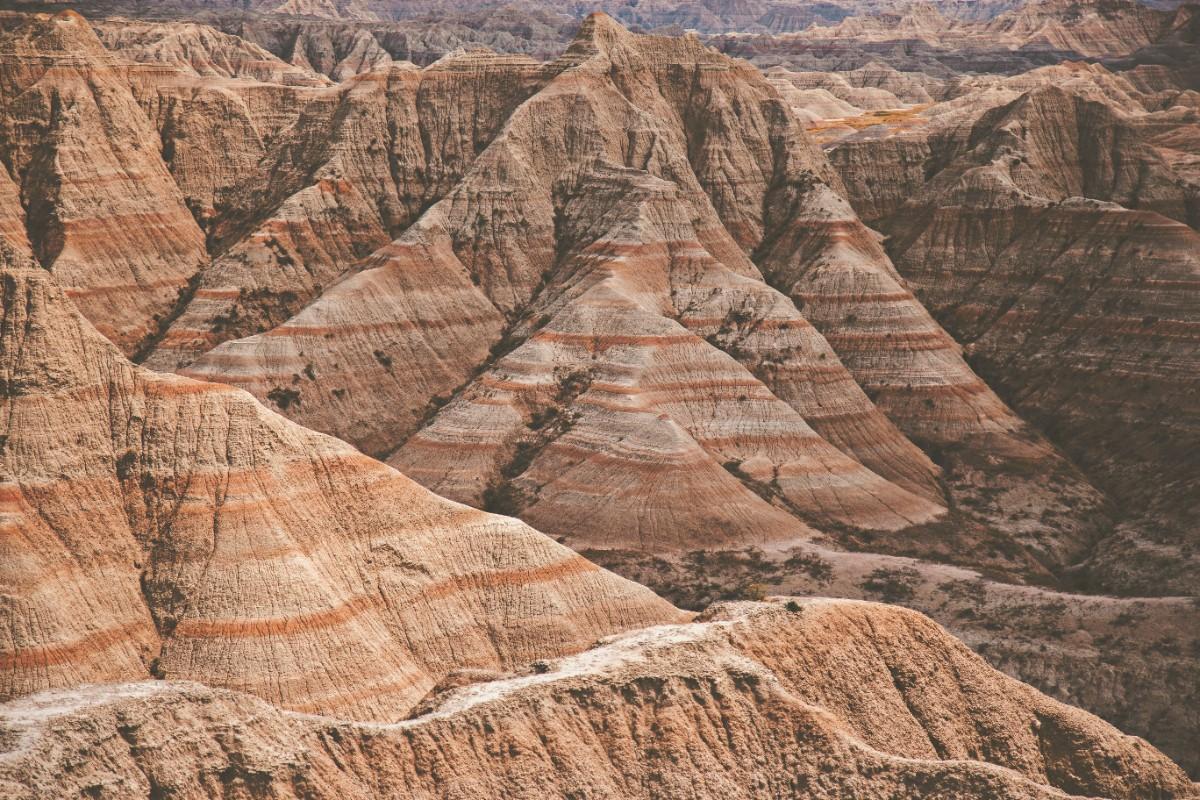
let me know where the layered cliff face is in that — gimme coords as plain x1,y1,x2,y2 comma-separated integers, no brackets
0,263,678,719
0,11,208,355
141,18,1200,768
710,0,1188,84
826,73,1200,596
93,20,332,86
0,6,1197,787
793,0,1174,57
179,15,960,551
3,600,1195,800
173,15,1112,583
136,47,547,369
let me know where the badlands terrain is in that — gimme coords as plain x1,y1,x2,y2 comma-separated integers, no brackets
0,0,1196,797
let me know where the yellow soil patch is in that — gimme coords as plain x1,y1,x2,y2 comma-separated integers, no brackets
807,104,932,143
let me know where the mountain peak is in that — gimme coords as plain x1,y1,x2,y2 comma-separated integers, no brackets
568,11,638,56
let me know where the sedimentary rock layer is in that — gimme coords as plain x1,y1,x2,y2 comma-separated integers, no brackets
826,74,1200,594
0,264,677,720
182,14,956,555
3,600,1195,800
0,11,208,354
139,48,548,370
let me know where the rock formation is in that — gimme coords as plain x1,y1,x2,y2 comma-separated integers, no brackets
3,600,1196,799
137,48,548,370
180,14,957,550
0,262,677,719
175,14,1103,584
0,11,208,355
93,20,331,86
0,4,1197,789
825,69,1200,597
710,0,1189,83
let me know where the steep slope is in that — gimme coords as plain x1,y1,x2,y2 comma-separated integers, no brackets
817,0,1174,56
391,165,942,547
93,19,331,85
3,600,1195,800
0,7,1196,780
593,537,1200,777
182,15,958,551
0,11,208,355
141,49,548,370
829,81,1200,594
708,0,1184,87
0,163,31,260
983,0,1174,56
172,12,1116,603
287,24,392,80
0,263,678,720
671,48,1114,575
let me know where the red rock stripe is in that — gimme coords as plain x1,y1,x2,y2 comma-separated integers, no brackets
789,291,915,303
0,622,153,670
65,279,190,298
264,313,498,338
172,558,598,639
173,595,379,639
414,556,600,602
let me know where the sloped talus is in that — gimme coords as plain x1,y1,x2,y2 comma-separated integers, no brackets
142,50,547,370
0,11,207,355
756,180,1023,447
0,264,678,720
184,17,948,550
566,12,949,505
392,164,944,547
555,18,1099,557
827,76,1200,592
94,19,331,86
2,601,1194,800
886,197,1200,594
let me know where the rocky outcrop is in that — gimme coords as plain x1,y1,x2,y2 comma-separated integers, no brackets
94,20,330,85
287,25,392,80
140,49,547,369
591,537,1200,777
796,0,1173,57
827,78,1200,595
0,11,208,355
888,195,1200,594
1,6,1197,783
159,16,1154,726
0,264,678,719
182,15,958,548
983,0,1173,56
269,0,379,22
3,600,1195,800
390,165,942,548
709,0,1186,88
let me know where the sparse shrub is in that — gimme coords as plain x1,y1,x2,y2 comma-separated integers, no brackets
859,567,920,604
266,387,301,410
419,394,449,425
528,407,559,430
731,582,767,602
482,480,525,517
115,449,138,480
783,551,833,585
